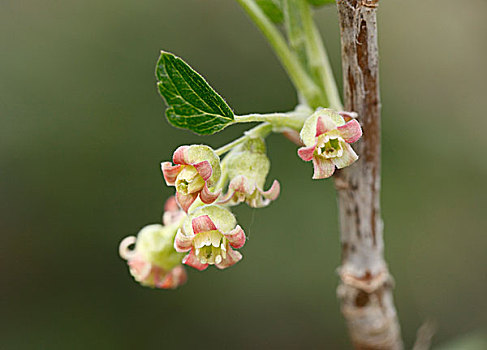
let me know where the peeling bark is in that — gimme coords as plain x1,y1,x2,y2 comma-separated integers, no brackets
335,1,403,349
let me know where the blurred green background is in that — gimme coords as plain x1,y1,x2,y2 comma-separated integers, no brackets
1,0,486,349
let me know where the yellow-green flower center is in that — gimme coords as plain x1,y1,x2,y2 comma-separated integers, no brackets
317,135,344,159
193,230,227,265
176,166,205,194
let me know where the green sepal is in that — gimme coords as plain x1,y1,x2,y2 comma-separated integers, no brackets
300,108,344,146
182,205,237,235
135,223,185,271
256,0,284,24
156,51,235,135
223,138,270,189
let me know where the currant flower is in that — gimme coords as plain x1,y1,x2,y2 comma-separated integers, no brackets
119,223,186,289
161,145,222,212
297,108,362,179
219,137,279,208
174,205,246,271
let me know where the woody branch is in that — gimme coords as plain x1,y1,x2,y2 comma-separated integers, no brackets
334,0,403,349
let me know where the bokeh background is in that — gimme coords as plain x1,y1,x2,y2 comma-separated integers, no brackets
1,0,486,349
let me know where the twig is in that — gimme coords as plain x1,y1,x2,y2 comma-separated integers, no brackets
334,0,403,348
236,0,323,108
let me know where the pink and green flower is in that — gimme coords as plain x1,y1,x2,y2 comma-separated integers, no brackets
219,137,280,208
298,108,362,179
119,223,187,289
174,205,245,270
161,145,221,212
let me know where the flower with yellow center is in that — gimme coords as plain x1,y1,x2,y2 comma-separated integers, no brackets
161,145,221,212
174,205,246,270
298,108,362,179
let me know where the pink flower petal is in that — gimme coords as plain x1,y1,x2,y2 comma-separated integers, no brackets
176,191,198,213
315,116,328,137
312,157,335,179
182,249,208,271
259,180,280,200
215,247,242,270
298,144,316,162
224,225,246,249
217,190,235,205
193,160,212,181
159,265,187,289
337,119,362,144
199,183,221,204
174,228,194,252
163,196,185,225
229,175,255,195
128,255,152,281
158,273,173,289
320,113,339,132
331,143,359,169
161,162,182,186
172,146,190,165
191,215,218,234
152,265,165,287
172,265,188,287
164,196,179,212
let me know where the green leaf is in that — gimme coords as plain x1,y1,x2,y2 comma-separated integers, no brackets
256,0,284,24
306,0,335,6
155,51,234,135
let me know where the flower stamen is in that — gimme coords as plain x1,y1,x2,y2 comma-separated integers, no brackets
193,230,227,265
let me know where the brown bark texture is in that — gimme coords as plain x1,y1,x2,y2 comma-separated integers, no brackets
334,1,403,349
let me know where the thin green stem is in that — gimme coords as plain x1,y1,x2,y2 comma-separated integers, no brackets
283,0,308,71
299,1,343,110
235,0,322,108
215,137,246,157
235,110,309,130
215,123,273,156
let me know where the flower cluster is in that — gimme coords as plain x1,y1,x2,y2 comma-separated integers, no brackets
119,107,362,290
119,136,280,289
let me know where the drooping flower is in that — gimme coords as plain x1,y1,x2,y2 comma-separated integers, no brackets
161,145,222,212
219,137,280,208
119,222,186,289
174,205,246,271
297,108,362,179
